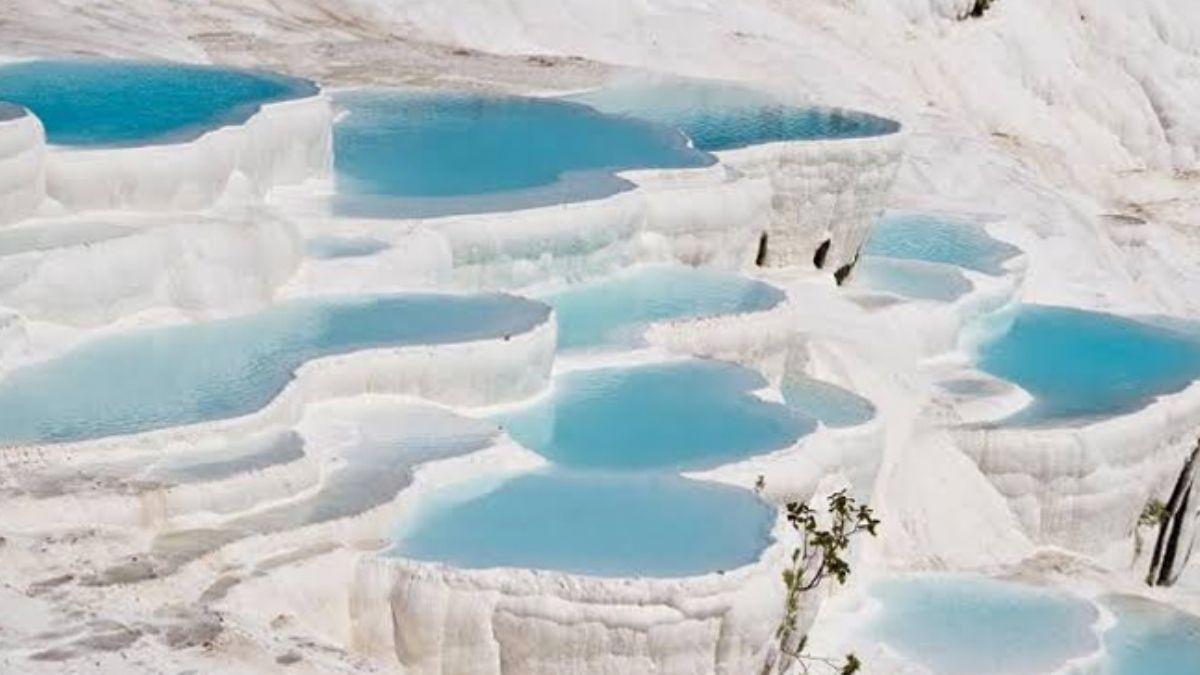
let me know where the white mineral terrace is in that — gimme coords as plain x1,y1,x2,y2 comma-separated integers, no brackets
2,2,1200,674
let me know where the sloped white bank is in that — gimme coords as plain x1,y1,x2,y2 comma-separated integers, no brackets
951,382,1200,554
0,107,44,226
0,211,302,328
42,93,333,213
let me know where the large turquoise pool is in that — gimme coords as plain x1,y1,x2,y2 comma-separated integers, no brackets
540,265,784,350
332,90,713,217
389,470,775,577
495,360,809,471
565,79,898,151
0,59,316,147
976,305,1200,422
0,294,548,445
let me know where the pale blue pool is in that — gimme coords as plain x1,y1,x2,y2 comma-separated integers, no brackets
389,470,775,577
305,235,391,259
0,294,548,445
0,59,316,147
851,255,973,302
541,265,785,350
782,375,875,427
869,576,1101,674
1101,595,1200,675
495,360,809,471
565,79,898,151
865,213,1020,276
976,305,1200,422
333,90,713,217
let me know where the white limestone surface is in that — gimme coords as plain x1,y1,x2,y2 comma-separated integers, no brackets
951,381,1200,555
0,210,303,328
0,107,45,226
43,93,333,213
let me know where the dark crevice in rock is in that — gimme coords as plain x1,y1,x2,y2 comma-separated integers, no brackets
813,239,831,270
834,250,861,286
1148,440,1200,586
963,0,994,19
755,232,769,267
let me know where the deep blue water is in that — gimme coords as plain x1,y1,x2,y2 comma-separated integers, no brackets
565,79,898,151
0,59,316,147
976,305,1200,422
869,576,1101,675
305,235,391,259
495,360,810,471
1101,595,1200,675
332,90,713,217
390,470,775,577
782,375,875,427
0,294,548,445
864,213,1021,276
852,255,973,302
541,265,785,350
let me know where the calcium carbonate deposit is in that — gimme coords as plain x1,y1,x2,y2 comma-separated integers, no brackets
2,1,1200,674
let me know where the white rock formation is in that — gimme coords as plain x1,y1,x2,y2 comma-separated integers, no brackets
1,0,1200,673
719,131,906,273
43,94,334,213
0,107,45,226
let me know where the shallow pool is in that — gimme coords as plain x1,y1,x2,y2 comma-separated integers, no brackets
976,305,1200,422
565,79,898,152
782,375,875,427
0,294,548,445
496,360,809,471
864,213,1020,276
333,90,712,218
1101,595,1200,675
868,575,1100,674
541,265,785,350
390,470,775,577
851,255,973,302
0,59,316,147
305,235,391,259
0,101,24,121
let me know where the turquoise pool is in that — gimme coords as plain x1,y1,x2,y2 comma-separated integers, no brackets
540,265,784,350
851,255,973,302
1101,595,1200,675
0,294,548,445
0,59,316,147
495,360,809,471
976,305,1200,422
782,375,875,427
864,213,1020,276
868,576,1101,674
565,79,898,151
389,470,775,577
305,235,391,259
333,90,713,217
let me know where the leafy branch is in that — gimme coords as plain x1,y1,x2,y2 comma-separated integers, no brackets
1134,498,1168,560
765,489,879,674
